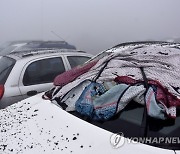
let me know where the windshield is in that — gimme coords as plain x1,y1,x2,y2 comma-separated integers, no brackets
17,42,76,51
0,45,18,56
0,42,12,52
0,56,16,84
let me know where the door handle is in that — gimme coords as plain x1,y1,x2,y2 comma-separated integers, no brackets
27,90,38,96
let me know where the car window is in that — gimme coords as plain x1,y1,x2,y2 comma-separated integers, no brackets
70,101,180,150
0,42,11,52
23,57,65,86
147,108,180,149
0,56,16,84
37,42,76,49
147,111,180,137
90,101,144,137
71,101,144,137
67,56,90,68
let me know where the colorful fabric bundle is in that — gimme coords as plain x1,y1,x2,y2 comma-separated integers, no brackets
49,43,180,121
75,82,145,121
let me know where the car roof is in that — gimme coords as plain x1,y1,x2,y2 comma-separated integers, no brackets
111,41,180,48
5,48,91,61
90,41,180,61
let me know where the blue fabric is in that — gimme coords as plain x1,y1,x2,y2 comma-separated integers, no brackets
75,82,106,118
145,86,166,120
75,82,129,121
93,84,129,120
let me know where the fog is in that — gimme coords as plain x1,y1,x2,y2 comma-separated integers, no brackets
0,0,180,54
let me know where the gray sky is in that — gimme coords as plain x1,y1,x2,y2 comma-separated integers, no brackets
0,0,180,54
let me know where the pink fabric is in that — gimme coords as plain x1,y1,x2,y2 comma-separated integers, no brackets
146,90,154,113
54,60,98,86
114,76,140,84
114,76,180,108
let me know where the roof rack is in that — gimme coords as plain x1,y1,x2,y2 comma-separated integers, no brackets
9,48,82,58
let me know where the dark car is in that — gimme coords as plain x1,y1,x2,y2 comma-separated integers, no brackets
0,40,76,56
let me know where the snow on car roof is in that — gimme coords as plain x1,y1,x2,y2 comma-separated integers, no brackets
90,41,180,61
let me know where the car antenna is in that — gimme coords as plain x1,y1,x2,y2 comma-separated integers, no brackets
51,30,66,42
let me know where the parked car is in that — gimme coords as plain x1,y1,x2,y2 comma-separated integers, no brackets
0,42,179,154
1,93,176,154
0,49,92,108
0,40,76,56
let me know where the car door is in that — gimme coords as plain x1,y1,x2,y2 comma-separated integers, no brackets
19,56,68,99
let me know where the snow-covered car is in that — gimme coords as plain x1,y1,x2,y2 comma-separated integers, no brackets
0,42,180,154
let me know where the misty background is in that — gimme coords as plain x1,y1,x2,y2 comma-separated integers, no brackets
0,0,180,54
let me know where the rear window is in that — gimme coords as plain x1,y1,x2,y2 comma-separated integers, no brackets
0,56,16,84
71,102,180,150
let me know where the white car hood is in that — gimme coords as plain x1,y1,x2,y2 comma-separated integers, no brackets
0,93,175,154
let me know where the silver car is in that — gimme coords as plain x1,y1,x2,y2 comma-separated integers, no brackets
0,49,92,109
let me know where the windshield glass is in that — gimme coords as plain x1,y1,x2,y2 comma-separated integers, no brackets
0,56,16,84
0,46,18,56
0,42,12,52
17,42,76,51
